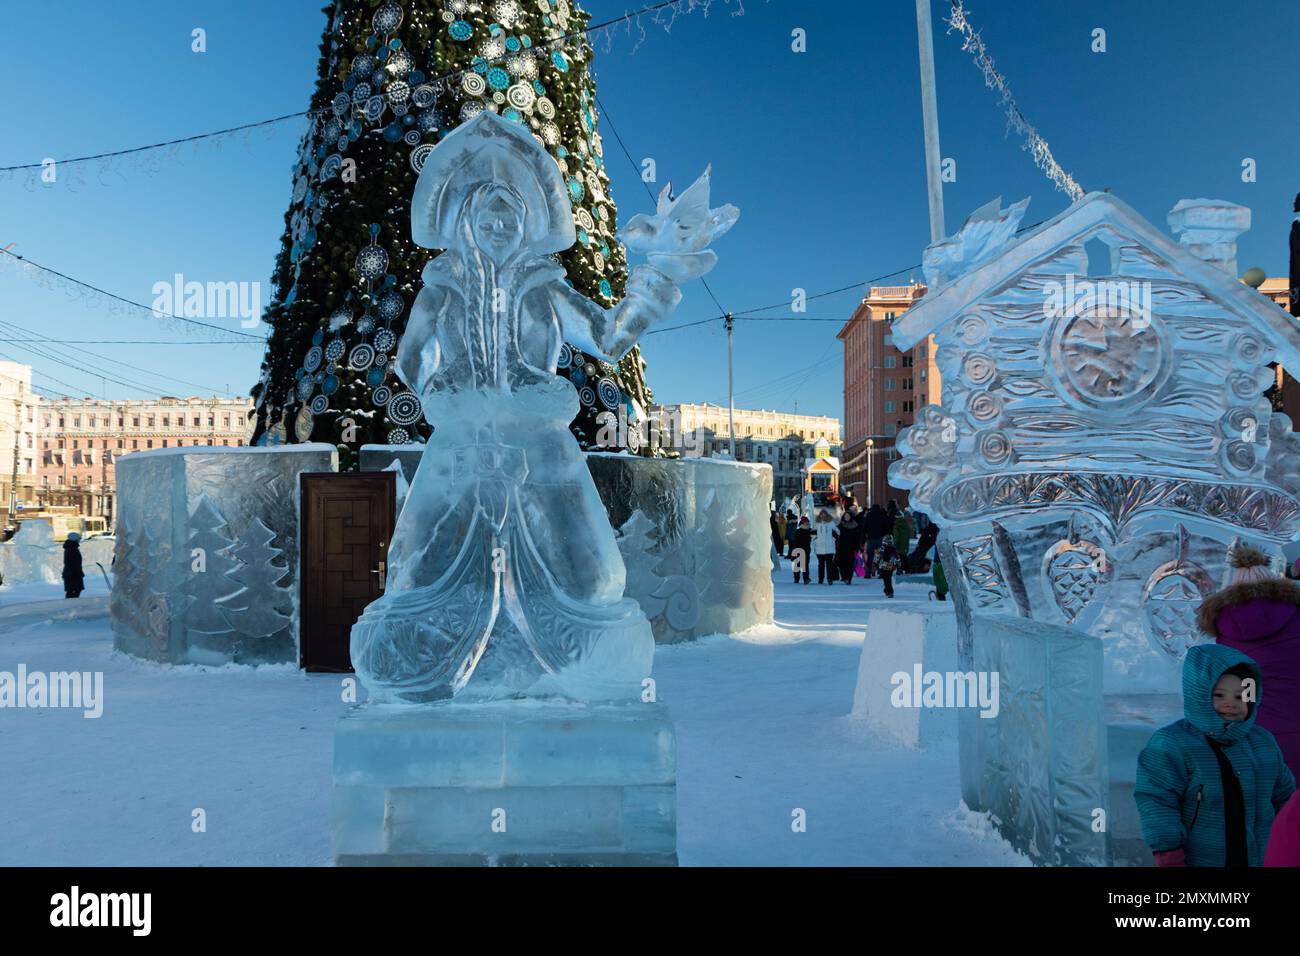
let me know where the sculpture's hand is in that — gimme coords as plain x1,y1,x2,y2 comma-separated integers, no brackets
645,250,717,284
622,166,738,261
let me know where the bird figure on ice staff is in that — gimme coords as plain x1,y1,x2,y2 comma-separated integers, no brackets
350,111,737,702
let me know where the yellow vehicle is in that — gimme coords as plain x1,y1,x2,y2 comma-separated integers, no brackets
15,510,108,542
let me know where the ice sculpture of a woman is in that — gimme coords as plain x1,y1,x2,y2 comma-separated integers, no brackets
350,111,736,703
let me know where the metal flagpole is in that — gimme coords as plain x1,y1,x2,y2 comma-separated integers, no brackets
725,312,735,458
916,0,946,243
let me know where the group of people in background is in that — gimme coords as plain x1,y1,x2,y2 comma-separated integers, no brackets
770,497,944,599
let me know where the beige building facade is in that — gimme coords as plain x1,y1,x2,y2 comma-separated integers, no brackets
650,402,842,503
38,394,254,524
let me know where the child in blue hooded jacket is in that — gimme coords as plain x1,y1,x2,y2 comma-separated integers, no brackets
1135,643,1296,866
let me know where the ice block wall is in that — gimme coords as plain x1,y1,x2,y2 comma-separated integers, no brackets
0,520,114,586
968,613,1109,866
111,445,338,665
360,447,775,642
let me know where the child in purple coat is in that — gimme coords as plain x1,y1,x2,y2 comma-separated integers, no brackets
1198,544,1300,780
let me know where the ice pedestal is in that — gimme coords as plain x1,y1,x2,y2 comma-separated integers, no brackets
851,606,959,748
962,614,1109,866
332,700,677,865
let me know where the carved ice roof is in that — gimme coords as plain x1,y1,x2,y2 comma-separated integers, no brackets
891,191,1300,367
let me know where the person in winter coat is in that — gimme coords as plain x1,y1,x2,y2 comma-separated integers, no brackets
789,516,813,585
893,508,914,574
875,534,901,598
835,512,861,585
910,515,940,574
784,510,799,557
1196,543,1300,779
862,504,890,577
62,532,85,599
1265,789,1300,865
813,509,838,584
1135,643,1295,866
770,510,785,556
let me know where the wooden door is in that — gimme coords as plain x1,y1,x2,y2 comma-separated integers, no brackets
299,472,396,672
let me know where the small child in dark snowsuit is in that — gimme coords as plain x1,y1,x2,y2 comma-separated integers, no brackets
875,534,900,599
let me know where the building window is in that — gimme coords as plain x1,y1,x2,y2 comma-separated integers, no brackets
132,440,138,449
920,369,927,381
146,440,153,449
884,401,896,413
193,416,201,427
883,356,896,369
117,439,124,449
884,379,895,391
223,415,231,428
118,417,125,428
162,440,168,448
147,416,155,427
133,416,140,427
72,440,78,449
885,423,897,437
883,334,893,347
162,416,170,427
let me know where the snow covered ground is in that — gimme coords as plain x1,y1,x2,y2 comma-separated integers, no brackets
0,571,1026,866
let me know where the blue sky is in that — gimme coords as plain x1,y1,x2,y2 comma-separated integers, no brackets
1,0,1297,422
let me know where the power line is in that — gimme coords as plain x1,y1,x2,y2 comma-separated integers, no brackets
0,0,689,173
592,90,733,323
0,367,66,401
0,318,226,394
0,247,267,341
644,315,722,336
0,350,95,397
0,338,262,345
645,218,1051,336
0,336,181,396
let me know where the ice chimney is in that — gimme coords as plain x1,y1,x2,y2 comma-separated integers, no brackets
1167,199,1250,277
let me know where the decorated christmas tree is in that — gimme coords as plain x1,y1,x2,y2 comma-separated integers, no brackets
249,0,653,464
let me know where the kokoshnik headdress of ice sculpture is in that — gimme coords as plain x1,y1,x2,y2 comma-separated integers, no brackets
887,192,1300,693
349,111,737,703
